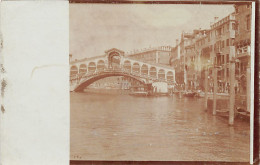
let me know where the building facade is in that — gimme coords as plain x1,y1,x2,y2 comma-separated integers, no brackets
170,12,237,93
170,29,208,90
234,3,252,112
127,46,172,66
208,13,236,93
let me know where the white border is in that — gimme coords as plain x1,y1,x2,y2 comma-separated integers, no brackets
250,2,255,164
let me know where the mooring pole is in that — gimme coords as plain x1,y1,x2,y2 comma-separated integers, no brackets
229,59,236,125
204,69,208,111
213,67,217,115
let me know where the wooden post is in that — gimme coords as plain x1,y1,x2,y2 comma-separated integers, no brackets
204,70,208,110
184,69,187,92
229,60,235,125
246,66,251,113
179,91,182,99
213,67,217,115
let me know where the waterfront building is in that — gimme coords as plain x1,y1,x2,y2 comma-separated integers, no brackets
127,46,172,66
171,12,236,93
234,3,252,112
170,29,208,90
209,13,236,93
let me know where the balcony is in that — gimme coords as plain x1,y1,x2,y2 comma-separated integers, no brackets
237,52,250,58
237,46,251,58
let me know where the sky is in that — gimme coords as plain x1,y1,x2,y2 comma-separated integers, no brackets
70,4,234,60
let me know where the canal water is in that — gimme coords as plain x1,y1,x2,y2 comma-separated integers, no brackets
70,91,250,162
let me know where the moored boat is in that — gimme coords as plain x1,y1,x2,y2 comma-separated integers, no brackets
195,90,205,97
129,91,148,96
183,91,196,97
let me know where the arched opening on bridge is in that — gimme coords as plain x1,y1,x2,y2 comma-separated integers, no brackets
132,63,140,74
149,67,157,78
88,62,96,74
158,69,165,80
70,66,78,76
97,60,105,72
79,64,87,76
123,60,131,72
167,71,174,82
141,64,148,76
108,52,121,69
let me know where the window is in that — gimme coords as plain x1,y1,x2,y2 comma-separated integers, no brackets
243,46,248,53
227,68,229,78
217,28,222,36
227,24,229,31
235,6,238,13
226,54,229,63
246,14,251,30
226,39,229,46
238,48,243,54
232,23,236,30
231,38,235,46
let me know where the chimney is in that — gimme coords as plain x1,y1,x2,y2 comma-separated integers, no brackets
214,16,219,23
69,54,72,63
176,39,179,47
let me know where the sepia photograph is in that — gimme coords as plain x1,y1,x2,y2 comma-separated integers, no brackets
69,1,255,164
0,1,257,165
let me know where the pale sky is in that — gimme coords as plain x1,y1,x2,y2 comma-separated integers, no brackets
70,4,234,60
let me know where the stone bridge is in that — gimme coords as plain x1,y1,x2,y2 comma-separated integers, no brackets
70,48,175,92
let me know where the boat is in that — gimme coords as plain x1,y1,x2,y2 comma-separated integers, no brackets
129,91,148,96
195,90,205,97
183,91,196,97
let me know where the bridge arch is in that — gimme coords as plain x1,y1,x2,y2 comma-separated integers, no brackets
149,67,157,78
141,64,148,76
123,60,131,72
158,69,165,80
88,62,96,74
74,72,147,92
70,65,78,76
132,62,140,74
79,64,87,76
166,71,174,81
97,60,105,71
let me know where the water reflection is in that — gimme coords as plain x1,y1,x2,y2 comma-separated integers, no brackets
70,92,250,161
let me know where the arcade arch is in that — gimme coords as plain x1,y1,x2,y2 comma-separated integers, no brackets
123,60,131,72
79,64,87,76
149,67,157,78
70,66,78,76
167,71,174,81
132,62,140,74
141,64,148,76
88,62,96,74
97,60,105,71
158,69,165,80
